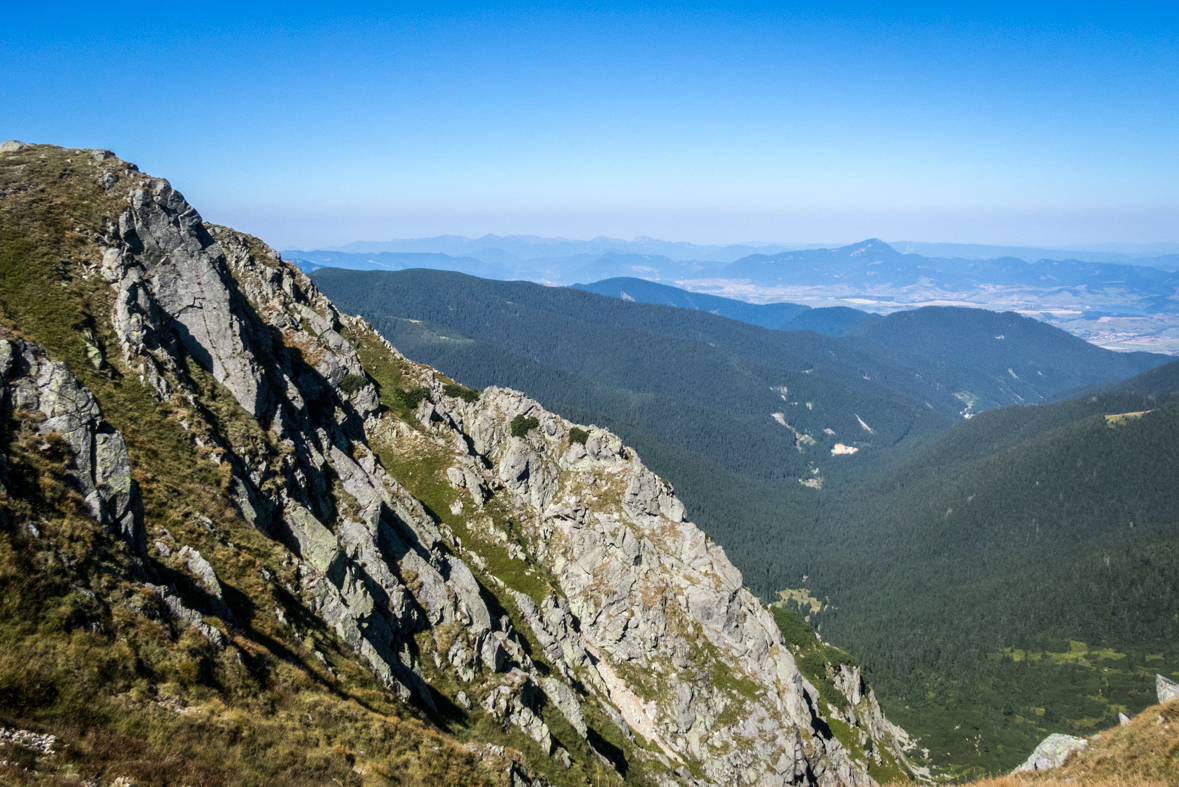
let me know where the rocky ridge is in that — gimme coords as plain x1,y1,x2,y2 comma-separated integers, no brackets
0,142,917,786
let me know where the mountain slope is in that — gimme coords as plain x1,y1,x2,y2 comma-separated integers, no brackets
0,142,917,786
963,695,1179,787
572,277,873,336
795,368,1179,777
309,265,1176,778
847,306,1165,411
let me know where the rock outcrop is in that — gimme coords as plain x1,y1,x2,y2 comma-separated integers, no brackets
1158,674,1179,704
0,143,918,786
1012,733,1088,773
0,337,144,555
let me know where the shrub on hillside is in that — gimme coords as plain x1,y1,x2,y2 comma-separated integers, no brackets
339,374,368,395
395,387,430,410
442,383,480,403
510,414,539,438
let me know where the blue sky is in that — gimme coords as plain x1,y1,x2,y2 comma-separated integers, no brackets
3,2,1177,248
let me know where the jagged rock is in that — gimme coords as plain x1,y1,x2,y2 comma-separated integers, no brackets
509,590,591,681
175,545,235,623
0,146,920,787
483,670,553,754
482,632,509,673
177,546,221,598
146,582,225,648
1119,712,1132,725
541,676,588,737
1013,733,1088,773
113,180,269,417
446,464,489,507
1158,674,1179,703
0,338,145,555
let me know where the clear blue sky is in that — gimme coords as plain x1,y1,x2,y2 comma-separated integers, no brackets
3,2,1177,248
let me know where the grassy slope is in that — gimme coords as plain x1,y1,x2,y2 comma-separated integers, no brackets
0,145,513,787
0,146,652,787
959,697,1179,787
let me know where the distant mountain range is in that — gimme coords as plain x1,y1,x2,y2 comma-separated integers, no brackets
720,239,1179,305
327,233,803,263
291,237,1179,355
296,234,1179,268
892,240,1179,267
287,238,1179,319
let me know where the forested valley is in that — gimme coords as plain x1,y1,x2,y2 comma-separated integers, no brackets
313,267,1179,777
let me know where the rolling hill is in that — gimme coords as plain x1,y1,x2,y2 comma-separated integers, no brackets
571,277,874,335
309,267,1168,584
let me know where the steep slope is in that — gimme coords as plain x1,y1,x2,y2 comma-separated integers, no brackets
0,142,916,786
309,268,963,483
307,266,1176,778
847,306,1165,411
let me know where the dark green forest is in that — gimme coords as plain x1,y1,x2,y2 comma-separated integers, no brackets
571,276,875,335
311,267,1179,777
797,388,1179,777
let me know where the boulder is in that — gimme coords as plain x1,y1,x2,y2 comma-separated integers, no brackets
1013,733,1088,773
1158,674,1179,704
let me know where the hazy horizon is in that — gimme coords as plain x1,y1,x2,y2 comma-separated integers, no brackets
288,233,1179,258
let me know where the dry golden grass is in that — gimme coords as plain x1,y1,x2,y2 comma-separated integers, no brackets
960,700,1179,787
966,777,1171,787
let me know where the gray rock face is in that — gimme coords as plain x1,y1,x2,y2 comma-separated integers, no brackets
0,140,27,153
84,163,500,706
1158,674,1179,704
541,675,588,737
145,582,226,648
5,147,919,787
1012,733,1088,773
0,338,144,555
109,181,269,417
436,387,894,786
483,669,553,755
